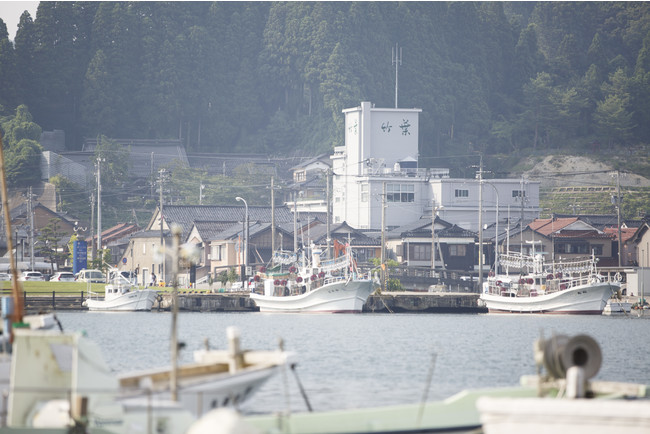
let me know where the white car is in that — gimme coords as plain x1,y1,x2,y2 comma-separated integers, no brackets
20,271,45,281
75,269,105,283
52,272,76,282
0,273,11,281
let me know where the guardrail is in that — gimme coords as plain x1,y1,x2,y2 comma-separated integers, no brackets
1,290,86,312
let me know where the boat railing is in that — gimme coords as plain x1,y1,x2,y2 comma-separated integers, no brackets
486,270,606,297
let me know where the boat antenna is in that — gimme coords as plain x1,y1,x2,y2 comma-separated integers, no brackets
0,133,24,328
416,352,437,428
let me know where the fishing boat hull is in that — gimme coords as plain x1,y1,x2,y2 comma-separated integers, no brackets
84,289,159,312
250,279,374,313
480,281,616,314
118,351,288,419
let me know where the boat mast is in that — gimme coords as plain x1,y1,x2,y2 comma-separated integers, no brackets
0,134,23,325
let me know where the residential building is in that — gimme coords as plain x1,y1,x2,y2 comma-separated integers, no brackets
387,217,476,271
503,217,618,266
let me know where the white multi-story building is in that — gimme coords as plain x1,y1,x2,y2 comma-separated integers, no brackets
331,101,540,232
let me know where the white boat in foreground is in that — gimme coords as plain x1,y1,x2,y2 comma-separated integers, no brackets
83,266,159,311
249,246,376,313
477,334,650,434
204,333,649,434
118,327,291,418
3,326,290,432
480,252,619,314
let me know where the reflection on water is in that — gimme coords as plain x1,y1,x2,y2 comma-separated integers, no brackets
58,312,650,414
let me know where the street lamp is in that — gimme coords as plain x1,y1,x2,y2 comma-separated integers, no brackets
236,197,249,284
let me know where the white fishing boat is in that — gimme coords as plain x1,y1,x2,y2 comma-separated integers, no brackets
480,252,619,314
249,246,376,313
83,266,159,311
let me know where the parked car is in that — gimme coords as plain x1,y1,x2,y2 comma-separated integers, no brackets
75,269,105,283
0,272,11,281
52,272,76,282
20,271,45,281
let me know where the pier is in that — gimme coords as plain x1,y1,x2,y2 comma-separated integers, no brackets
18,291,485,314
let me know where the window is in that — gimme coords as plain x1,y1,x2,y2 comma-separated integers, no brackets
411,244,431,261
512,190,526,198
555,242,589,254
142,243,146,254
455,189,469,198
591,244,603,255
387,183,414,202
211,245,222,261
360,184,368,202
449,245,467,256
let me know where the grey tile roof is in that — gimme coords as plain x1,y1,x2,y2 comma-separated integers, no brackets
190,221,234,242
155,205,295,238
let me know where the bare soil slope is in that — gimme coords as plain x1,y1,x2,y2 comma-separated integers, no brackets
520,155,650,189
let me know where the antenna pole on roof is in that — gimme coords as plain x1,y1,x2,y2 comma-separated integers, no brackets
392,43,402,109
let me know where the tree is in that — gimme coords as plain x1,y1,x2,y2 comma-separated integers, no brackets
36,218,68,275
93,135,130,192
0,19,21,111
594,94,635,146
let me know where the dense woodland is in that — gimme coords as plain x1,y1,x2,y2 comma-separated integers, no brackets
1,2,650,184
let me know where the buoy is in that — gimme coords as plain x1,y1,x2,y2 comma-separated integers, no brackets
296,276,303,283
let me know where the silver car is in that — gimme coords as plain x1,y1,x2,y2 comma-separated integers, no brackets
20,271,45,281
52,272,76,282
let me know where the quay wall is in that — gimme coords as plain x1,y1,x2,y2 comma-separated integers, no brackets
20,291,485,314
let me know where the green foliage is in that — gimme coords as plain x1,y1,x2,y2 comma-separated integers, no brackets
36,218,68,274
4,2,650,160
167,160,274,206
217,270,229,286
0,105,43,187
369,257,401,269
227,267,239,282
386,278,404,291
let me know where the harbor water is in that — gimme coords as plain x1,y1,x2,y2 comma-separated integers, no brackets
57,311,650,415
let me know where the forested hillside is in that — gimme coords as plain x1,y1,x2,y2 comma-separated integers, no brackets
1,2,650,169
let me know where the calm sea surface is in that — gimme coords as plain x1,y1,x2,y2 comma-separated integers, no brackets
56,311,650,414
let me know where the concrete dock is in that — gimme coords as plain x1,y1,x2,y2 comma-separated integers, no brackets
20,290,486,314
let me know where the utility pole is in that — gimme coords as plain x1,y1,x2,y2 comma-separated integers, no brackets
392,43,402,109
326,169,332,258
271,176,276,257
28,186,34,271
159,168,166,282
478,156,483,292
97,158,103,267
381,182,387,291
90,192,95,261
293,191,298,253
431,200,436,271
616,170,622,267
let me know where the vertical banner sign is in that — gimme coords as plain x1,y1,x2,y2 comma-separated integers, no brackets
73,240,87,274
